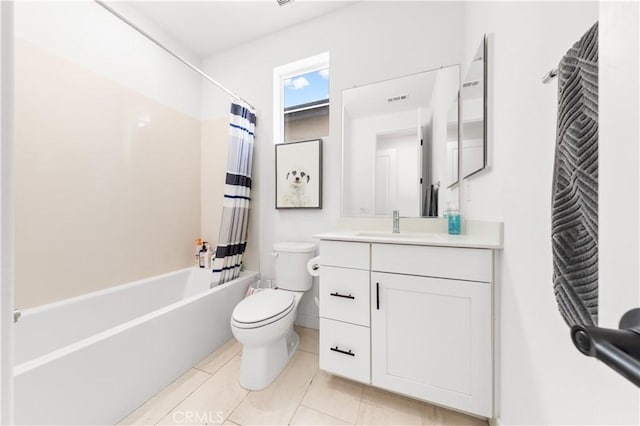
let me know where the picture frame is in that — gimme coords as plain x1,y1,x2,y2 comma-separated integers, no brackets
275,139,323,209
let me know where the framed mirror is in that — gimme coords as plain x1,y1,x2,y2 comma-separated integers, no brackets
342,65,460,217
461,35,488,179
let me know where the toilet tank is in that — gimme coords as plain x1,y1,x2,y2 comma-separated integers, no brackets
273,242,316,291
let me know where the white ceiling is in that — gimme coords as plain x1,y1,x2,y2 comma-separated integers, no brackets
343,70,440,119
125,1,357,59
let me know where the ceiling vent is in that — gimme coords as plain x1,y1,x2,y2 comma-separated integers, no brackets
387,95,408,103
277,0,295,6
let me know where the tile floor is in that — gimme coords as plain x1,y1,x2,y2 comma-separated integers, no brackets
119,327,487,426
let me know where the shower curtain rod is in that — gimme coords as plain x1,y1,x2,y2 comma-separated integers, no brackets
94,0,256,111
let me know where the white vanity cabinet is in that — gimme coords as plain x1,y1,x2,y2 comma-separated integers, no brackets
317,237,496,419
370,244,493,417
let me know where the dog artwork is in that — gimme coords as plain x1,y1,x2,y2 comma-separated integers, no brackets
281,169,311,207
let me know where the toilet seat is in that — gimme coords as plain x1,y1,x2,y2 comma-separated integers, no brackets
232,289,295,329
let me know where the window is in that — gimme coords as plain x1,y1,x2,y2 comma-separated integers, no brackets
274,53,330,144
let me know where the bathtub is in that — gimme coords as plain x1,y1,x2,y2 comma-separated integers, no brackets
13,267,258,425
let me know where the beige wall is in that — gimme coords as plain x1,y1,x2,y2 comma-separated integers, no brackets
15,40,201,308
200,117,228,250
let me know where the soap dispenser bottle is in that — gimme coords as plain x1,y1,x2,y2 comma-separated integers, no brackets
448,203,461,235
194,238,202,267
443,202,452,218
199,242,207,268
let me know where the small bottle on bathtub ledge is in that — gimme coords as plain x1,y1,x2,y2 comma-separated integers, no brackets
199,241,208,268
194,238,202,267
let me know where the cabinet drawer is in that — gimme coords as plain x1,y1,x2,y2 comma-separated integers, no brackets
320,266,370,326
319,318,370,384
320,240,369,270
371,244,492,282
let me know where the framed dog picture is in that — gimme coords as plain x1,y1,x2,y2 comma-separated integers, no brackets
275,139,322,209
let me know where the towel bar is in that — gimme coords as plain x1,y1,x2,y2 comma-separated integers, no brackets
542,68,559,84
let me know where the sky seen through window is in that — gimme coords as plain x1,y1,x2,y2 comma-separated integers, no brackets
284,68,329,109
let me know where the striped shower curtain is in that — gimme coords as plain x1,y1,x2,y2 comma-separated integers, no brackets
211,102,256,286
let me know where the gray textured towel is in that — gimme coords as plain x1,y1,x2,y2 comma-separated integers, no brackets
552,22,599,327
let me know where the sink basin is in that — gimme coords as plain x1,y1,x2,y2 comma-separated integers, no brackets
354,231,445,240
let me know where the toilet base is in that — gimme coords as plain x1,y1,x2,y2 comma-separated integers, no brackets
239,327,299,391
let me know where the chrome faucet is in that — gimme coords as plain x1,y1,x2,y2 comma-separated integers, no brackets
392,210,400,233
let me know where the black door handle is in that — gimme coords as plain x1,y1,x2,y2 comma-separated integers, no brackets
571,308,640,387
330,292,355,300
330,346,355,357
376,282,380,310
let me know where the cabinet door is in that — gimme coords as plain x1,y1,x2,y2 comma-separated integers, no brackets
371,272,492,417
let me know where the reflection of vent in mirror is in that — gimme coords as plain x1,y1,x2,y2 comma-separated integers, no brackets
387,95,408,103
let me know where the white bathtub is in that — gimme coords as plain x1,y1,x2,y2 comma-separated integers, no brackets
13,267,258,425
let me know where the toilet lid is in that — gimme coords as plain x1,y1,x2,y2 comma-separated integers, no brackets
273,242,316,253
232,289,295,325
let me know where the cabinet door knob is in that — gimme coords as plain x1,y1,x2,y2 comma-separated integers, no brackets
330,292,355,300
330,346,355,357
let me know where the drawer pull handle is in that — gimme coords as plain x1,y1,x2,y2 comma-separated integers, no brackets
330,346,355,357
376,282,380,310
330,292,355,300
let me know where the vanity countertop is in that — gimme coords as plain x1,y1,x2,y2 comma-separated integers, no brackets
314,219,503,249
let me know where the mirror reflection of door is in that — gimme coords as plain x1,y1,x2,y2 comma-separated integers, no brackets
375,149,396,215
342,64,460,217
447,141,459,186
446,95,459,188
375,129,420,216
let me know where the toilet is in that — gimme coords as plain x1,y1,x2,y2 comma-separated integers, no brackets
231,242,316,390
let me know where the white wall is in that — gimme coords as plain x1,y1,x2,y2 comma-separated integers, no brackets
201,1,465,327
108,2,203,71
0,1,15,422
462,1,640,424
15,1,202,119
598,0,640,333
